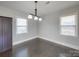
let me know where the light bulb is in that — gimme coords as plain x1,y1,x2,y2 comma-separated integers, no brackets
28,14,33,19
39,18,42,21
34,16,38,20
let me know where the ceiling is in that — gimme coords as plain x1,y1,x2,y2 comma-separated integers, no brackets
0,1,79,16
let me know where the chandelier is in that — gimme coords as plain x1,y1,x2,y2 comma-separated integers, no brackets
28,1,42,21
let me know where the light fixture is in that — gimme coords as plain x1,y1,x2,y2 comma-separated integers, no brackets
34,16,38,20
28,1,43,21
39,18,42,21
28,14,33,19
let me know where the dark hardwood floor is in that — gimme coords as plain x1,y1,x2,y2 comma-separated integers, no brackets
1,38,79,57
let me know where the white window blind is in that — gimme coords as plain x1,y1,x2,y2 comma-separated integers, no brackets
16,18,28,34
60,15,77,36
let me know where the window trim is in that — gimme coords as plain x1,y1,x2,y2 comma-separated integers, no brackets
16,18,28,34
60,14,78,37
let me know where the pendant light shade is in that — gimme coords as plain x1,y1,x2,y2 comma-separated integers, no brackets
34,16,38,20
28,14,33,19
39,18,42,21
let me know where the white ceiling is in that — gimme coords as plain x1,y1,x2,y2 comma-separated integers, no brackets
0,1,79,16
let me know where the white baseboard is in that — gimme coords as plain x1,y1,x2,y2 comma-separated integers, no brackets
13,36,79,50
38,36,79,50
13,36,38,46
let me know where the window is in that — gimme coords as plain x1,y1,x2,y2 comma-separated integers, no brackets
16,18,28,34
60,15,77,36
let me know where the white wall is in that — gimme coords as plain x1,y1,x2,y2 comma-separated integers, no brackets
0,5,79,50
0,6,37,45
39,5,79,50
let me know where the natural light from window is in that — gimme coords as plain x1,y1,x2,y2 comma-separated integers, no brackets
16,18,28,34
60,15,77,36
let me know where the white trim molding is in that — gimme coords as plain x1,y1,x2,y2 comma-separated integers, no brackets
38,36,79,50
13,36,79,50
13,36,37,46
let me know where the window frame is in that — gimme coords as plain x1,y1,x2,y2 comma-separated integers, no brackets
60,14,78,37
16,18,28,34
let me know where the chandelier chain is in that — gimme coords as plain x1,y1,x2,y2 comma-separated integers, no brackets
35,1,38,16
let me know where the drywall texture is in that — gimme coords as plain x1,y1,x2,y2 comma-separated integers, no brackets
39,5,79,50
0,6,37,44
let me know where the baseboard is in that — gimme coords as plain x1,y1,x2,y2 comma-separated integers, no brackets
38,36,79,50
13,36,79,50
13,36,38,46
